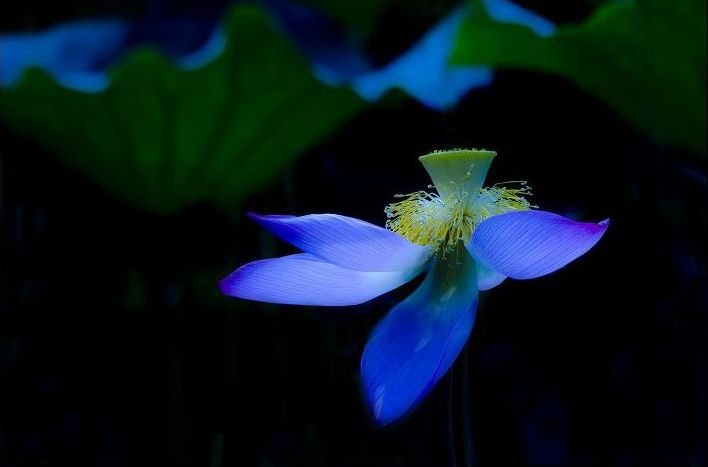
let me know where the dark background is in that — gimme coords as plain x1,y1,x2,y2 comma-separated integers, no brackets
1,0,706,465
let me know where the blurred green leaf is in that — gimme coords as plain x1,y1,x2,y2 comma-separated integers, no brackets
452,0,707,156
0,4,366,214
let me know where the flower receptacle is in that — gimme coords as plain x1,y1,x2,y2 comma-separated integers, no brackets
419,149,496,205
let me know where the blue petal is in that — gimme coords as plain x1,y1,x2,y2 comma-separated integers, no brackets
469,211,609,280
477,261,507,290
361,252,478,425
220,253,422,306
249,213,432,272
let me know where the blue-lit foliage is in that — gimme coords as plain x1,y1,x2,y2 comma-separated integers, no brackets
0,5,365,214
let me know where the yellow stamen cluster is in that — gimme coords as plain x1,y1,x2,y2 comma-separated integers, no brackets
385,190,474,254
468,182,536,225
385,182,535,254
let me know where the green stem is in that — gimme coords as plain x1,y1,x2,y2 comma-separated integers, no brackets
460,346,476,467
447,368,458,467
449,346,477,467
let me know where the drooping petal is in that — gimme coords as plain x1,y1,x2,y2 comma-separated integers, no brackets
361,251,478,425
469,210,609,280
219,254,422,306
249,213,432,272
476,261,507,290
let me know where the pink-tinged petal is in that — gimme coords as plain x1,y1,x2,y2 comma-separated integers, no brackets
219,254,423,306
249,213,432,272
469,211,609,280
361,252,478,425
476,261,507,290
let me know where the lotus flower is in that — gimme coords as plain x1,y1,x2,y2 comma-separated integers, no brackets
220,149,608,425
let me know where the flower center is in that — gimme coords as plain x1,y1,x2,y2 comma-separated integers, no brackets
385,182,535,253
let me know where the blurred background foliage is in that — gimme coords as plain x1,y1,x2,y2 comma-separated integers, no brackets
1,4,366,214
453,0,707,156
1,0,706,465
1,0,705,216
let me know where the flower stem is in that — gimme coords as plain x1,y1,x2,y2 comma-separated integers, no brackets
460,346,476,467
448,346,477,467
447,369,458,467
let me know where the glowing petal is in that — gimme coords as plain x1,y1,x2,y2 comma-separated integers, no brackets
469,211,609,279
249,213,432,272
361,252,478,425
220,253,422,306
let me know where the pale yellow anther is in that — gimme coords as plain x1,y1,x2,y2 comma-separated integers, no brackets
385,190,475,254
385,182,535,255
